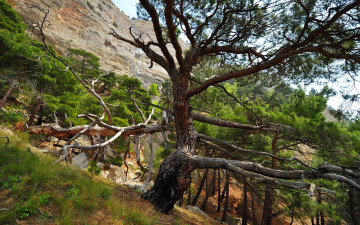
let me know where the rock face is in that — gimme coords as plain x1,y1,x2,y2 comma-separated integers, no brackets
8,0,187,86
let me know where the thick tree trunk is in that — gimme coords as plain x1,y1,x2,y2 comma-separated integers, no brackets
142,145,195,213
142,72,198,213
349,187,360,225
0,81,15,110
261,186,273,225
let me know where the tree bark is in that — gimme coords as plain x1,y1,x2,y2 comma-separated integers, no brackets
242,182,248,225
261,186,273,225
217,169,221,212
187,176,192,205
201,169,216,210
318,191,324,225
0,81,15,110
261,135,279,225
191,168,209,206
222,170,230,223
251,188,257,225
28,94,43,126
349,187,360,225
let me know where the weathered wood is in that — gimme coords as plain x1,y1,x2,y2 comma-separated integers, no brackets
27,124,170,138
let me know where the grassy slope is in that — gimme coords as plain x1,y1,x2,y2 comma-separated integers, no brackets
0,128,218,225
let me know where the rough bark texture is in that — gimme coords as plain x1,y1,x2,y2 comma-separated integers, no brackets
142,149,194,213
28,96,42,126
0,81,14,109
349,187,360,225
222,170,230,223
242,182,248,225
191,168,209,206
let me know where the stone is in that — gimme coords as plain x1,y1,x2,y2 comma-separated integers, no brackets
72,152,88,169
124,181,143,190
96,162,105,169
99,170,109,179
144,180,154,192
186,205,210,219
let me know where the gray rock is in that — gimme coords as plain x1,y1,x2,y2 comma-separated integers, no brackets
186,205,210,219
72,152,88,169
124,181,143,190
96,162,105,169
10,0,188,86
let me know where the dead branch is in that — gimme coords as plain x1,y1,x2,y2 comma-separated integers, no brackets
141,133,155,192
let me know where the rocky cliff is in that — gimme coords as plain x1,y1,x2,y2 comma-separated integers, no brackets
8,0,187,86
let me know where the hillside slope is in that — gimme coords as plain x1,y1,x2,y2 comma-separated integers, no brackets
7,0,187,86
0,128,218,225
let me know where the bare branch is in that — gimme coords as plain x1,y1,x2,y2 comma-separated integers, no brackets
141,133,155,192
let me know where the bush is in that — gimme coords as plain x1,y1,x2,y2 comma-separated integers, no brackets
86,1,94,11
0,109,23,124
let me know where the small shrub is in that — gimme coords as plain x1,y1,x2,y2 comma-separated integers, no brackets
86,160,101,175
66,187,80,199
1,174,19,188
113,22,118,28
38,194,51,205
101,0,112,9
15,200,36,219
97,3,103,11
107,156,123,167
86,1,94,11
96,11,102,18
0,109,23,124
100,187,111,200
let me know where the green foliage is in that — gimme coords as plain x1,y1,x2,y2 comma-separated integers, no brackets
86,1,94,11
0,109,23,124
97,3,103,11
0,0,26,33
148,83,160,97
15,200,37,219
86,160,102,175
113,22,118,28
0,141,161,224
107,156,123,167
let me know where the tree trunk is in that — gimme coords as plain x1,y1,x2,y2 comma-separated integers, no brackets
28,94,43,126
261,135,279,225
242,182,248,225
349,187,360,225
142,72,197,213
187,176,192,205
261,186,273,225
0,81,15,110
217,169,221,212
251,189,256,225
201,169,216,210
178,195,184,206
222,170,230,223
191,168,209,206
311,216,315,225
318,191,324,225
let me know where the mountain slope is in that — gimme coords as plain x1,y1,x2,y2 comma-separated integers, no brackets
7,0,187,86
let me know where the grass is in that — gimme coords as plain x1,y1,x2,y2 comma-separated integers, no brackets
0,128,162,224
